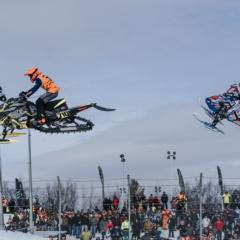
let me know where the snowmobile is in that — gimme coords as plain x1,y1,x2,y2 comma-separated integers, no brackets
0,92,115,143
194,93,239,134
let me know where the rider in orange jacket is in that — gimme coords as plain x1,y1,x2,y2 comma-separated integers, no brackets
23,67,60,124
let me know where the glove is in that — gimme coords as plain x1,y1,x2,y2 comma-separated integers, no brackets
19,91,28,101
19,91,27,97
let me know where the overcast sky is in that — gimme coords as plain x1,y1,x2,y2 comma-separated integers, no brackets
1,0,240,193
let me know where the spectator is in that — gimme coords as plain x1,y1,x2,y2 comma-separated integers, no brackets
104,219,113,232
161,192,169,209
121,218,129,231
132,217,141,240
89,212,97,237
8,197,16,214
148,194,154,208
121,218,130,240
110,225,121,240
2,196,8,213
214,216,224,240
74,211,82,238
223,191,231,208
152,196,160,209
168,212,176,238
162,208,168,230
178,218,188,237
80,225,92,240
112,194,119,210
202,215,211,231
233,223,240,239
143,217,153,234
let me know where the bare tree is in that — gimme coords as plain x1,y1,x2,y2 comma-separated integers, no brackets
2,181,14,198
80,186,87,210
40,179,78,212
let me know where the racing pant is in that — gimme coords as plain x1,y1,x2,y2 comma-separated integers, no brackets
36,92,58,118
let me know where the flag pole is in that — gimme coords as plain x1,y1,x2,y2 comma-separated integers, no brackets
28,129,34,233
0,147,4,230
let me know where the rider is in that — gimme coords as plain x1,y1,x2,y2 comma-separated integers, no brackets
205,83,240,117
225,83,240,100
22,67,60,124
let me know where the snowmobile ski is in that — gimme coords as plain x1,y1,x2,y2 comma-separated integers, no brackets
198,98,224,125
0,139,19,144
193,113,224,134
0,132,26,137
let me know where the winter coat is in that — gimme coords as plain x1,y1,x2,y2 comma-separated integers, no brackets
161,193,169,203
80,230,92,240
202,217,211,228
214,219,224,231
143,219,153,232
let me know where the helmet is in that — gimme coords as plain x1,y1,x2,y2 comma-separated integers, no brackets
24,67,41,82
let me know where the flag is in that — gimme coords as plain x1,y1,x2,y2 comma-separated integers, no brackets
98,166,105,200
177,169,185,193
15,178,25,208
217,166,224,195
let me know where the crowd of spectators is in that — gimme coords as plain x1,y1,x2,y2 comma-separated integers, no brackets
2,190,240,239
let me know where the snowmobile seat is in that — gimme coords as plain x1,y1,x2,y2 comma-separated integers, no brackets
45,99,68,111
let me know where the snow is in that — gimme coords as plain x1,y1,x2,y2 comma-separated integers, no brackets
0,230,46,240
0,230,179,240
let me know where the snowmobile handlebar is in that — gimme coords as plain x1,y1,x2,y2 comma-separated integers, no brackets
19,91,28,100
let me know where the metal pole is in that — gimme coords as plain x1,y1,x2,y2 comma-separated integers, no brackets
221,195,224,212
167,151,176,201
199,173,203,240
120,154,126,210
127,175,131,240
57,176,61,240
0,147,4,230
171,158,173,199
122,161,125,208
28,129,34,233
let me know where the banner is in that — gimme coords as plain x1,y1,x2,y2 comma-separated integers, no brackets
98,166,105,200
15,178,25,208
217,166,224,195
177,169,185,193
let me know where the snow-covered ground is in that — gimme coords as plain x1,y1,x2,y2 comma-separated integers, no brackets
0,230,180,240
67,231,179,240
0,230,46,240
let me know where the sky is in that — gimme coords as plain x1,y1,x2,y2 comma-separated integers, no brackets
1,0,240,194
